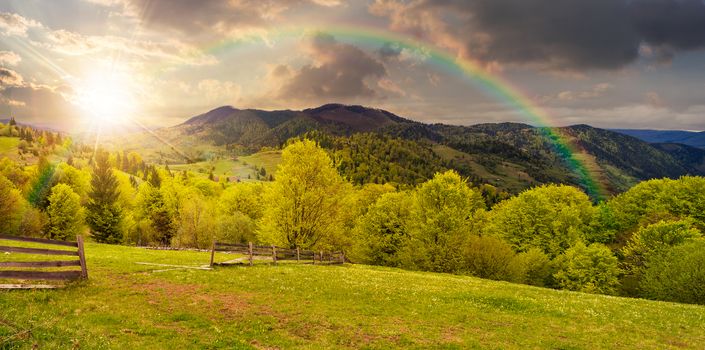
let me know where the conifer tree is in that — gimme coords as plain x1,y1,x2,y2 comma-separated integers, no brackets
86,149,123,243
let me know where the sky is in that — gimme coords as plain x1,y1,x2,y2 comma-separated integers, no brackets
1,0,705,131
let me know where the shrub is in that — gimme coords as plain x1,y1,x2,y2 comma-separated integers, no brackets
514,248,551,286
552,242,620,295
640,241,705,305
462,235,523,282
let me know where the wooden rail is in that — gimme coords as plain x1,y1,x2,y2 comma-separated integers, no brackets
0,234,88,289
210,241,345,267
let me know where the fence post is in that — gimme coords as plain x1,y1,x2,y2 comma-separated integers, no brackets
77,235,88,279
319,251,323,264
341,251,345,264
248,242,253,266
312,251,315,265
272,245,277,264
210,241,216,267
296,247,300,262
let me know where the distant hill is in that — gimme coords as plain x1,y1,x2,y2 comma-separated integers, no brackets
107,104,705,197
613,129,705,149
652,143,705,173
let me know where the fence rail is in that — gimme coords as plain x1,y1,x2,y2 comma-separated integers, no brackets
210,241,345,267
0,234,88,289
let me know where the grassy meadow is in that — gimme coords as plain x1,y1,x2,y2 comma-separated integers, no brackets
167,151,281,181
2,242,704,349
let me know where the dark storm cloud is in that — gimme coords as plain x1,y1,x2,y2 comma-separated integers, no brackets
276,33,388,101
629,0,705,51
371,0,705,71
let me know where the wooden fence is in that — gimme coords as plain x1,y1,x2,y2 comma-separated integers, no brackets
210,242,345,267
0,234,88,289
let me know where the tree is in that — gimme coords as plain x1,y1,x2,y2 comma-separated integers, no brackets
218,182,265,220
135,183,176,246
403,170,485,272
0,174,25,235
552,242,620,295
640,240,705,305
607,177,705,234
174,189,215,249
621,219,701,274
351,191,412,266
484,184,596,258
257,139,348,249
46,184,84,240
86,149,123,243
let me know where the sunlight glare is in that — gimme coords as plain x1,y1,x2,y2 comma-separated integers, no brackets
74,67,138,125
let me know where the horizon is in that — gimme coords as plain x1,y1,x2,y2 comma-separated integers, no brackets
4,103,705,134
1,1,705,132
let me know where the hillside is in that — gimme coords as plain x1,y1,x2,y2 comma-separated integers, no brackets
614,129,705,149
105,104,705,195
2,242,704,349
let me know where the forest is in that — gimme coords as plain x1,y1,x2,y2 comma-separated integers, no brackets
1,119,704,306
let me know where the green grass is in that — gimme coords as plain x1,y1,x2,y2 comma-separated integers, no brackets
2,242,705,349
167,151,282,181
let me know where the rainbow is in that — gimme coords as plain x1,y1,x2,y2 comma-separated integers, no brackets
160,25,607,199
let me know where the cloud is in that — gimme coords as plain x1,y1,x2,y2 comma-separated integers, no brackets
85,0,343,40
629,0,705,58
0,51,21,66
0,68,24,87
545,83,614,102
370,0,705,71
274,33,387,102
0,83,80,128
0,12,41,37
40,29,217,66
196,79,242,105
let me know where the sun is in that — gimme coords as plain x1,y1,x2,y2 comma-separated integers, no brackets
74,67,138,125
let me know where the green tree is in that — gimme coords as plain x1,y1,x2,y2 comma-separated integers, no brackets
607,177,705,234
621,219,701,274
351,191,412,266
402,170,485,273
484,184,596,258
86,150,123,243
640,240,705,305
0,174,25,234
218,182,266,220
46,184,84,240
135,183,176,246
257,139,348,249
552,242,620,295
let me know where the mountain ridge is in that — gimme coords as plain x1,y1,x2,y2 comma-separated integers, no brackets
613,129,705,149
113,104,705,197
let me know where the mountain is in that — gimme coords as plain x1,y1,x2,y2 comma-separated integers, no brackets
652,143,705,173
613,129,705,149
111,104,705,197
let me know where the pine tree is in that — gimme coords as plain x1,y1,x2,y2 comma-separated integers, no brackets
86,149,123,243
